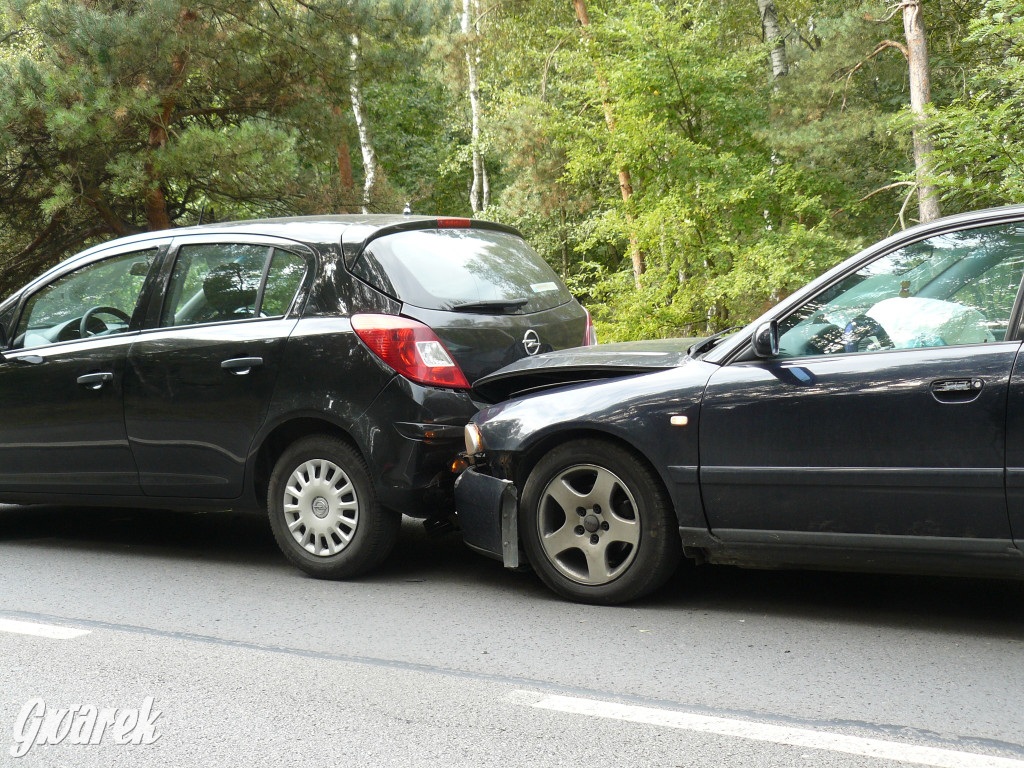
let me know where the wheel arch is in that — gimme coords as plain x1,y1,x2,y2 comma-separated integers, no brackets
514,427,674,510
252,415,366,509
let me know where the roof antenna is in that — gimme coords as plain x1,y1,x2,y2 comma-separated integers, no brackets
403,201,411,216
197,204,206,225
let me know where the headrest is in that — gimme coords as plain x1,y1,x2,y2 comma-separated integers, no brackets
203,265,259,314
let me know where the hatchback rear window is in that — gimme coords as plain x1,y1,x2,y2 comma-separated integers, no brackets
352,229,572,313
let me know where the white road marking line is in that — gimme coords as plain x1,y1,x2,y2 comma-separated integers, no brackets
511,691,1024,768
0,618,91,640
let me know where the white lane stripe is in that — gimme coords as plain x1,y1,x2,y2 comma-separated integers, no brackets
512,691,1024,768
0,618,91,640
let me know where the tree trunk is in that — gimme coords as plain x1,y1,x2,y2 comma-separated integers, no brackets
349,34,378,215
145,8,197,231
463,0,488,212
756,0,788,80
903,0,941,223
332,106,356,213
572,0,645,285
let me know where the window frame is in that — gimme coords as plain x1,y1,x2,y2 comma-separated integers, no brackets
150,235,316,332
721,216,1024,366
5,241,167,352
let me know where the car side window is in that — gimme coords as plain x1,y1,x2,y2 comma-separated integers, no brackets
13,249,156,350
260,250,308,317
778,222,1024,358
162,244,270,327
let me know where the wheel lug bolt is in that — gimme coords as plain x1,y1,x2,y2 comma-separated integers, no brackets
593,504,601,514
575,526,585,535
590,534,599,544
576,507,586,516
601,521,609,531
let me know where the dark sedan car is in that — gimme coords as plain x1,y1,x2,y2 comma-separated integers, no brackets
455,205,1024,604
0,214,593,578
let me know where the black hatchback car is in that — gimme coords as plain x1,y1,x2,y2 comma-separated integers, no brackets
0,215,592,578
456,205,1024,604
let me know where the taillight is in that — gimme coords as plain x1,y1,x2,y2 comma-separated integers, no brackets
351,314,470,389
436,217,471,228
583,307,597,346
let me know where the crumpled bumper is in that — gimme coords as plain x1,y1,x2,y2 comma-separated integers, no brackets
454,467,520,568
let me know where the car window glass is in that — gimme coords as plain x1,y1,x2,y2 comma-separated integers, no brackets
261,250,307,317
778,222,1024,358
162,244,270,327
14,249,156,350
356,229,572,313
0,301,17,347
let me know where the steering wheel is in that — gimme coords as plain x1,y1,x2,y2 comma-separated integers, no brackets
79,306,131,338
843,314,894,353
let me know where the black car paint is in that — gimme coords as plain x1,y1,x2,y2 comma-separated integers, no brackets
457,205,1024,581
0,215,584,520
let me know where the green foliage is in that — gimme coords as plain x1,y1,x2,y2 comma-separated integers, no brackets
0,0,1021,340
928,0,1024,208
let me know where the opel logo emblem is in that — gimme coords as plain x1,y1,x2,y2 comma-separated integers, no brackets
312,497,330,518
523,329,542,356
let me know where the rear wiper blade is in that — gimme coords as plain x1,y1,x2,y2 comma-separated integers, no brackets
687,326,741,357
449,298,529,313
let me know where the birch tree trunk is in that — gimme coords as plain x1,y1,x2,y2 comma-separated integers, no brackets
756,0,788,80
902,0,941,223
571,0,645,285
349,33,378,215
463,0,488,212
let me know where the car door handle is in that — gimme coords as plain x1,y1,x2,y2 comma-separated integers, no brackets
221,356,264,375
77,372,114,390
930,378,984,403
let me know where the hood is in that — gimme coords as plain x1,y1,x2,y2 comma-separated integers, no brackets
470,338,698,404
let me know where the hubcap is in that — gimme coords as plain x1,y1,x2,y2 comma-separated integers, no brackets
537,464,640,585
282,459,359,557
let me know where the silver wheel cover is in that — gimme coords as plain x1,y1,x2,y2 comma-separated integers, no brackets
536,464,640,585
283,459,359,557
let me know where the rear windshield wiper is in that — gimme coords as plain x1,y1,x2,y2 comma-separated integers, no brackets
449,298,530,314
687,326,741,357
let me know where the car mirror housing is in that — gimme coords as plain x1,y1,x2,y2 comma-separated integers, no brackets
752,320,779,358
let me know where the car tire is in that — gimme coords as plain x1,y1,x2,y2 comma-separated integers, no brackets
267,435,400,579
519,439,681,605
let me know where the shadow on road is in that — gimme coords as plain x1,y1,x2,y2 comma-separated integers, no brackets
2,503,1022,636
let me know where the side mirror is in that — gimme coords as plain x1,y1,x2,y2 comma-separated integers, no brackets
752,320,779,358
129,261,151,277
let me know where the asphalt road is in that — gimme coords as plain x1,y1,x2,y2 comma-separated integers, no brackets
1,503,1023,767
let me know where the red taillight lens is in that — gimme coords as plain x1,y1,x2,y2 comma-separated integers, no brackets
436,217,471,228
583,307,597,346
351,314,470,389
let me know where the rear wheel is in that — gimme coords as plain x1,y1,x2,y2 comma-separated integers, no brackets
519,439,681,605
268,435,399,578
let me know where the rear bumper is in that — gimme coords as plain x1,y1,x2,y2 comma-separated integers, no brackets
454,467,519,567
360,376,480,517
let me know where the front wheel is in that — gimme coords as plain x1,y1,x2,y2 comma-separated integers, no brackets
267,435,400,579
519,439,681,605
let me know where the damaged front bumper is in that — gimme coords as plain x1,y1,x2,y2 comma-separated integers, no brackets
454,467,520,568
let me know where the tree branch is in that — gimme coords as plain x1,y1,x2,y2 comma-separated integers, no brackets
858,180,917,203
838,40,910,111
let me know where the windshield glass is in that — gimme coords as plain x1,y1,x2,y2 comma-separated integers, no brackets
352,229,573,313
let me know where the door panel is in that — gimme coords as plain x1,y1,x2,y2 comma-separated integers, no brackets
124,319,296,497
0,337,140,494
700,343,1018,540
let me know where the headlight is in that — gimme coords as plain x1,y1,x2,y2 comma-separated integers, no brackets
464,423,484,456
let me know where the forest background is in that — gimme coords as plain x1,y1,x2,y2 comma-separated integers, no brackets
0,0,1021,340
